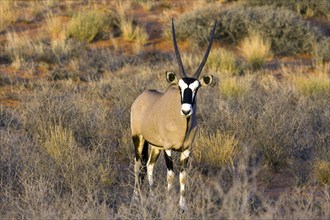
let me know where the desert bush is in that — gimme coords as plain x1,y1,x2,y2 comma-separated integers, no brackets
67,9,113,42
245,0,330,19
312,37,330,64
173,4,323,55
239,31,272,70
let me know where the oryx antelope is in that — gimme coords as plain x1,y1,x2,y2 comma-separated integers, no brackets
130,19,217,210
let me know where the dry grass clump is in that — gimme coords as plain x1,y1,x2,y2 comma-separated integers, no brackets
4,31,85,68
195,130,241,168
0,1,19,31
291,74,330,97
67,9,111,42
45,12,67,41
219,77,248,97
313,160,330,185
4,32,48,68
239,32,272,70
207,47,240,75
134,0,156,11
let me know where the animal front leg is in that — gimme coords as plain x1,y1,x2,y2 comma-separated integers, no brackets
147,146,160,192
179,149,190,211
164,150,174,191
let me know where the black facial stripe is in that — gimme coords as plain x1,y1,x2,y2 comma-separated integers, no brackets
182,78,197,84
182,88,193,104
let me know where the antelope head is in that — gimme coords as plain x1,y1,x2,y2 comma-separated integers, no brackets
167,18,217,117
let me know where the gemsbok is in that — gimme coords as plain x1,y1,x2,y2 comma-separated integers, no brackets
130,19,217,210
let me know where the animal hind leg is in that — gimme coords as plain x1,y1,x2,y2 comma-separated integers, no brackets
132,135,148,194
179,149,191,211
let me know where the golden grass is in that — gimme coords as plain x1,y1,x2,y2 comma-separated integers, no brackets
219,77,248,97
195,131,241,167
208,47,239,75
291,74,330,97
0,1,19,31
45,12,67,41
41,124,76,161
135,0,155,11
5,32,40,69
115,1,149,45
239,31,272,70
313,160,330,185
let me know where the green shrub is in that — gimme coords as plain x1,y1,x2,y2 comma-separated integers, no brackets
67,10,112,42
245,0,330,19
312,37,330,64
173,5,323,55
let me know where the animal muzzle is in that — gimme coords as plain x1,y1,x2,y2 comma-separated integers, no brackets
181,103,193,117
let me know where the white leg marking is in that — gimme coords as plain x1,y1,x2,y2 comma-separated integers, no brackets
165,149,171,157
180,149,191,161
167,170,175,191
147,163,154,187
179,171,188,211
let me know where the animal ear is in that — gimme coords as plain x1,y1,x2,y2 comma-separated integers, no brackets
200,75,213,86
166,71,178,84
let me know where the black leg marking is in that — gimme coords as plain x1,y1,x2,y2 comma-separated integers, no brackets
132,135,149,185
164,151,174,172
139,141,149,184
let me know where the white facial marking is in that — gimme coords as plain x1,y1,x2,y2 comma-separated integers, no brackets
189,80,200,91
181,103,193,116
178,79,188,89
178,79,188,100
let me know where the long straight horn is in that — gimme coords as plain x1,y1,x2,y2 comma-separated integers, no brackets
172,18,186,77
193,20,217,79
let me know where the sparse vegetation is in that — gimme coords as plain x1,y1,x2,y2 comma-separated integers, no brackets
0,0,329,219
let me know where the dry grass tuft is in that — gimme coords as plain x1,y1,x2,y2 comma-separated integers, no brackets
0,1,19,31
4,32,46,68
313,160,330,185
45,12,67,41
239,31,272,70
195,130,241,168
219,77,248,97
208,47,240,76
67,10,109,42
291,74,330,97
